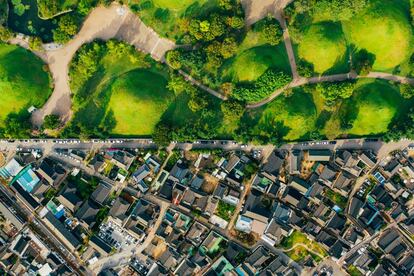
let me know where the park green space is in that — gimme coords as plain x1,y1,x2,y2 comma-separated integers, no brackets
69,43,175,136
221,43,290,82
338,80,404,136
244,90,318,141
278,230,327,262
342,0,413,71
298,22,348,74
0,43,52,126
292,0,413,74
131,0,217,41
105,70,173,135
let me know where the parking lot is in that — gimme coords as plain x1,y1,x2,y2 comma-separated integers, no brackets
98,220,138,251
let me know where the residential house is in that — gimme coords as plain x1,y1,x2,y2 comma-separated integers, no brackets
91,182,112,205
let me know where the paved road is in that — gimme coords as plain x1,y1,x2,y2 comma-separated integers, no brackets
0,184,83,275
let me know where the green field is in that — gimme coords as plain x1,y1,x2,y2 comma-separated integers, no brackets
339,80,404,135
279,230,327,262
106,70,173,135
69,41,176,137
131,0,217,41
0,43,52,126
245,90,317,141
342,0,413,71
221,44,290,82
298,22,348,74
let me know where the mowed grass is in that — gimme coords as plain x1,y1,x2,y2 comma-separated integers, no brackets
0,43,51,126
342,0,413,71
339,80,403,135
246,90,317,141
298,22,348,74
221,44,290,82
279,230,327,258
107,70,172,135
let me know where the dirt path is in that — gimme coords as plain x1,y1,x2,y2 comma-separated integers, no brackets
9,3,175,127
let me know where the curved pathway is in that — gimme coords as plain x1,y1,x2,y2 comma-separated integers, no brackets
9,3,175,127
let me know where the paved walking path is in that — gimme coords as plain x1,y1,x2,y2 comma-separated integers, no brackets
9,3,175,127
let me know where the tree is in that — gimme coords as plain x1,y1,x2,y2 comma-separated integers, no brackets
218,0,233,10
166,50,182,70
317,82,355,104
400,84,414,99
188,96,208,112
166,74,190,94
11,0,29,16
353,49,375,76
153,123,172,146
297,58,314,77
37,0,59,18
29,37,43,50
221,99,245,121
43,114,61,129
2,111,31,138
226,16,244,29
78,0,95,15
53,15,78,43
0,26,12,42
221,82,233,97
220,37,238,59
256,17,282,46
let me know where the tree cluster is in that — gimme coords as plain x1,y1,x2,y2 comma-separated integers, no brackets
43,114,61,130
385,108,414,142
11,0,29,16
292,0,368,22
353,49,375,76
317,82,355,104
0,110,31,138
53,14,79,43
232,69,292,102
254,16,283,46
399,84,414,99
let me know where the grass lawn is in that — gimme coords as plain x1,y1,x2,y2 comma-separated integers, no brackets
221,44,290,82
339,80,404,136
279,230,327,258
0,43,52,126
106,70,173,135
215,200,236,221
69,41,176,137
246,90,317,141
342,0,413,71
298,22,348,74
131,0,217,41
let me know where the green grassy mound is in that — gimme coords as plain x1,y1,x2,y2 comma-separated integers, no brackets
68,41,175,137
298,22,348,74
246,90,317,141
221,44,290,82
106,70,172,135
0,43,51,126
339,81,403,135
342,0,413,71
